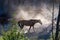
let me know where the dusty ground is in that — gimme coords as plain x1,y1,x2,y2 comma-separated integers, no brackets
22,23,56,40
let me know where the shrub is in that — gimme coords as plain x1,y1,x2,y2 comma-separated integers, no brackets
1,19,29,40
2,25,29,40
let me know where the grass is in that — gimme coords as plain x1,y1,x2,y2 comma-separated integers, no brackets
0,26,29,40
0,19,29,40
0,36,3,40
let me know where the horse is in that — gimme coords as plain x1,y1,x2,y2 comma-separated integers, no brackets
18,19,42,32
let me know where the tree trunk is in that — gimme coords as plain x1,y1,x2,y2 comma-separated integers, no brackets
55,3,60,40
52,0,54,40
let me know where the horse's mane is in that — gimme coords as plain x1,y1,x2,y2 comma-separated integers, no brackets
30,19,40,21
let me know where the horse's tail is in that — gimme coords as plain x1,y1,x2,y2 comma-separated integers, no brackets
18,21,24,29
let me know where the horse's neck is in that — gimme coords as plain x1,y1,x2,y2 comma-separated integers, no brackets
34,21,39,24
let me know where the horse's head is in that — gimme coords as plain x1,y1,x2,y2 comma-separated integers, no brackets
30,19,42,25
37,20,42,25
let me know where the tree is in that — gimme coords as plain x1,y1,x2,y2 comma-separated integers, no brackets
52,0,54,40
55,2,60,40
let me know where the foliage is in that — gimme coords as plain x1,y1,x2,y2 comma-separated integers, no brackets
2,27,29,40
0,19,29,40
0,36,3,40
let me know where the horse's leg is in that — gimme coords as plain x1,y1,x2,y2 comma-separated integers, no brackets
33,25,35,32
19,23,24,29
28,26,31,32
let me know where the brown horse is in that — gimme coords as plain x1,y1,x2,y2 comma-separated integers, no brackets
18,19,42,32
